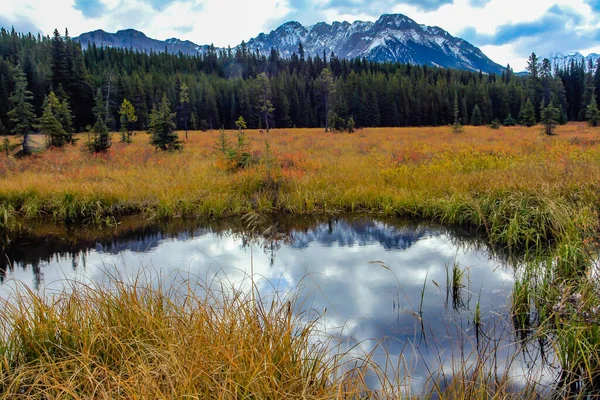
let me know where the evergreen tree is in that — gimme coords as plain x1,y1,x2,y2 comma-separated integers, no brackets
148,94,182,151
470,105,483,126
57,98,74,143
521,99,536,127
452,92,462,133
8,66,36,155
526,52,542,119
316,68,334,131
119,98,137,143
179,81,190,140
540,101,560,136
586,95,600,127
40,92,68,147
189,112,198,130
503,114,516,126
89,88,112,153
255,73,274,132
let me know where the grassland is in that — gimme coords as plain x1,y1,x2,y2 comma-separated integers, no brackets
1,124,600,249
2,124,600,397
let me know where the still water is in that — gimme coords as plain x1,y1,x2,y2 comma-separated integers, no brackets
0,217,553,392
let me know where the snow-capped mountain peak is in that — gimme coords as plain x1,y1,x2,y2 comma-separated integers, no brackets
75,12,505,74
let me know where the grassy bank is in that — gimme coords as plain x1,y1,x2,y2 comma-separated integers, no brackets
0,276,551,399
2,124,600,397
1,124,600,250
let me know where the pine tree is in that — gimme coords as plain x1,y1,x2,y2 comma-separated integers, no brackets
586,95,600,127
316,68,334,131
148,94,182,151
503,114,516,126
57,98,74,143
40,92,68,147
452,92,462,133
189,113,198,130
119,98,137,143
89,88,112,153
255,73,274,132
179,82,190,140
521,99,536,127
8,66,36,155
540,101,559,136
470,105,483,126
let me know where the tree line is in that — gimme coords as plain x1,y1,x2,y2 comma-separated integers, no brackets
1,27,600,153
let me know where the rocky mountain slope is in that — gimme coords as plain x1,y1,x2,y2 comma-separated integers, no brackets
75,13,505,74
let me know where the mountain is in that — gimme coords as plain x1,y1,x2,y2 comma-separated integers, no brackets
247,14,504,74
75,13,505,74
547,52,600,72
76,28,210,55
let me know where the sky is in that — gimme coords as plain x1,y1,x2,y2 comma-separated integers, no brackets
2,0,600,70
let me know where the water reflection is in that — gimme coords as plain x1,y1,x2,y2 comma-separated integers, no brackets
0,217,552,393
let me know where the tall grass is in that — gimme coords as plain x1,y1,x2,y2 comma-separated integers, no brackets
0,124,599,251
0,274,569,399
0,277,375,398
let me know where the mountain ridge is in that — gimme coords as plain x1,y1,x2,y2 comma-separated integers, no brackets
75,13,505,74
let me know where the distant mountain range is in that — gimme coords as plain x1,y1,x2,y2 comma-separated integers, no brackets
547,52,600,72
75,13,505,75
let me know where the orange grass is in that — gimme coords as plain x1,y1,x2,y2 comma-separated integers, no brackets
0,124,599,249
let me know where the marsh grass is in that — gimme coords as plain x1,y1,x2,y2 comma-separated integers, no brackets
1,124,599,252
0,276,377,399
0,272,567,400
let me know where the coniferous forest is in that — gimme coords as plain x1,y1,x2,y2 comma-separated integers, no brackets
0,27,599,135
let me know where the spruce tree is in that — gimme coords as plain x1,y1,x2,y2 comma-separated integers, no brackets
586,95,600,127
470,105,483,126
503,114,516,126
89,88,111,153
540,101,559,136
40,92,68,147
8,67,36,155
57,98,74,143
119,98,137,143
521,99,536,127
179,82,190,140
452,92,462,133
149,94,182,151
316,68,334,131
255,73,274,132
189,113,198,130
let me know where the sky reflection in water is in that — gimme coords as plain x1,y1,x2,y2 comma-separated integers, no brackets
1,218,551,392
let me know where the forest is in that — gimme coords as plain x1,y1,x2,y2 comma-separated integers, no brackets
0,27,599,137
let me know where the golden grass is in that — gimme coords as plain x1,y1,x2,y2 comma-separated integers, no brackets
1,124,600,250
0,277,372,398
0,276,546,399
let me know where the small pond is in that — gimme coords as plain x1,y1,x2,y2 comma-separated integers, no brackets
0,216,555,393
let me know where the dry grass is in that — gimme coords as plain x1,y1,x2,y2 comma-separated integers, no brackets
1,124,600,250
0,275,550,399
0,277,374,399
3,125,600,397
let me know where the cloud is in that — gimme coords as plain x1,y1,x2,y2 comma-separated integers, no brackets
585,0,600,11
146,0,177,10
0,15,42,35
325,0,452,13
73,0,106,18
468,0,491,7
269,0,453,30
460,4,595,62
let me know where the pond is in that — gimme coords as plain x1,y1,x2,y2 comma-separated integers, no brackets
0,216,554,393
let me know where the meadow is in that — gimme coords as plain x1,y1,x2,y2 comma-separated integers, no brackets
1,124,599,248
1,124,600,397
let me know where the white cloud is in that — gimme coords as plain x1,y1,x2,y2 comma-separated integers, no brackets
3,0,600,71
